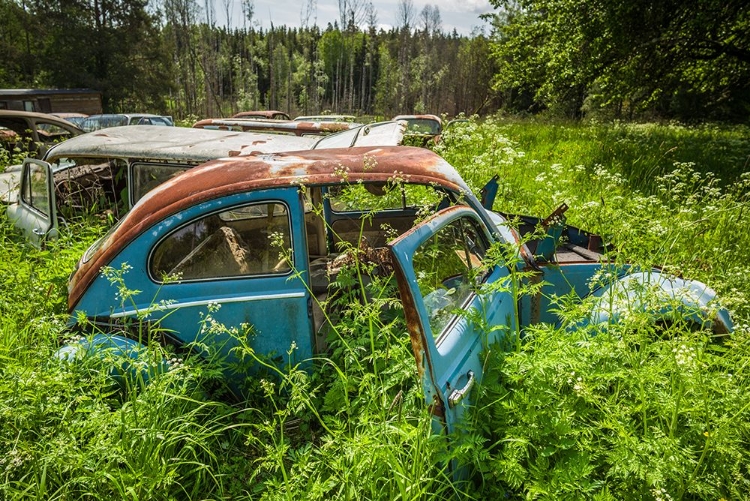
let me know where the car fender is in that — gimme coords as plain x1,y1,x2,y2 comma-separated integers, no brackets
55,333,168,385
586,271,733,333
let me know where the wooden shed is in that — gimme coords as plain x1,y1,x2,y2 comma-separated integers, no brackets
0,89,102,115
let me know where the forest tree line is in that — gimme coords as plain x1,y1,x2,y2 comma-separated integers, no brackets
0,0,748,122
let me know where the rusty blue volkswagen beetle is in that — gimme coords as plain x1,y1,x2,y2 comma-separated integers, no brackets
60,146,732,435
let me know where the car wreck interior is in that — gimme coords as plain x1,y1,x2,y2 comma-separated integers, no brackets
148,182,443,284
143,181,451,340
52,158,128,222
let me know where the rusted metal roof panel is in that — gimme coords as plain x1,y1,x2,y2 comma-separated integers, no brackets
193,118,357,135
44,125,318,164
232,110,291,120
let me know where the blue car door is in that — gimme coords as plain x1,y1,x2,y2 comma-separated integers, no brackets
85,188,314,382
388,206,516,433
8,159,57,246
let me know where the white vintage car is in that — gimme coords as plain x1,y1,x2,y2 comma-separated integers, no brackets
3,122,406,246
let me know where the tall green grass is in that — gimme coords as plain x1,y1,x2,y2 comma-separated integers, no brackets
0,212,455,500
438,118,750,318
439,119,750,498
1,119,749,499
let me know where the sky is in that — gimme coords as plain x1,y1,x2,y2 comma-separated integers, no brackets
212,0,495,36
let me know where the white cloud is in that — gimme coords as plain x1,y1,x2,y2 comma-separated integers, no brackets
431,0,493,14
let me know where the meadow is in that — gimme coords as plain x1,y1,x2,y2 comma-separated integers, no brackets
1,119,749,499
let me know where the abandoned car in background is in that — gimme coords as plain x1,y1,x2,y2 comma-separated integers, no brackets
4,122,406,246
3,126,312,245
232,110,291,120
1,110,84,202
59,146,732,437
50,112,89,128
80,113,174,132
293,114,358,123
0,110,83,157
192,117,359,136
393,114,442,145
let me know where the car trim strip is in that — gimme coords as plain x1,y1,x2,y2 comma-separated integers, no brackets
108,291,307,319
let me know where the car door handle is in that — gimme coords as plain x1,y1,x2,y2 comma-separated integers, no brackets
448,370,475,408
32,227,46,236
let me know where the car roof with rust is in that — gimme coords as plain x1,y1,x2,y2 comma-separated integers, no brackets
69,146,471,308
193,118,357,134
0,109,85,129
233,110,290,119
134,145,470,223
43,125,318,164
293,114,357,122
393,114,442,123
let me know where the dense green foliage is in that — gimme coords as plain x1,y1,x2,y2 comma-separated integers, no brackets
0,0,496,119
439,119,750,499
3,0,748,121
1,120,749,499
485,0,750,119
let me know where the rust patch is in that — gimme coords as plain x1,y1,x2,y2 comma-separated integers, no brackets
193,118,354,137
541,202,568,228
389,247,449,417
587,234,603,252
390,257,426,378
428,398,446,419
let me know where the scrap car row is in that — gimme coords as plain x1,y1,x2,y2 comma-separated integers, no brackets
0,108,734,450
